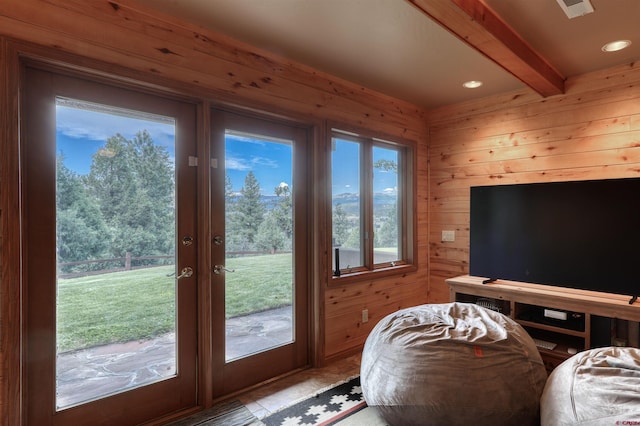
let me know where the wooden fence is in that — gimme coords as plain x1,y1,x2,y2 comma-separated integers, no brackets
58,250,292,279
58,252,173,279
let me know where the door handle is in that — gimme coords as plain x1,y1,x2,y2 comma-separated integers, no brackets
176,267,193,280
213,265,235,275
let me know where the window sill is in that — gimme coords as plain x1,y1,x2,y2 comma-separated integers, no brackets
329,263,417,286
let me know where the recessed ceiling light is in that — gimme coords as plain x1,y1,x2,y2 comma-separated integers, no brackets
463,80,483,89
602,40,632,52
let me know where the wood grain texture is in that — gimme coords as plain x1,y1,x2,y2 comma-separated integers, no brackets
0,1,430,419
0,0,427,141
0,39,23,426
428,62,640,303
408,0,564,96
325,275,428,358
448,275,640,322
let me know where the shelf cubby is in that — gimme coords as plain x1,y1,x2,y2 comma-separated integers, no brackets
448,275,640,373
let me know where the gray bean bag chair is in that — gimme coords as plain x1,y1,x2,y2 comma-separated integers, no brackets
541,346,640,425
361,302,547,425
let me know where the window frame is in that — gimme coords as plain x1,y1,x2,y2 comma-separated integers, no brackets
329,125,416,284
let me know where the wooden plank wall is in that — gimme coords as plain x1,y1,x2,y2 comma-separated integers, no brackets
0,2,430,412
427,62,640,302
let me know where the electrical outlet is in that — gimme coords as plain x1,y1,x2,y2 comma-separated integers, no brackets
442,230,455,242
362,309,369,323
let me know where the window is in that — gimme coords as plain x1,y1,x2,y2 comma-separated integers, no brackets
331,128,414,278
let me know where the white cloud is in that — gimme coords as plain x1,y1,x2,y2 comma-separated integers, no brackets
56,104,175,148
225,155,279,171
225,156,252,171
251,156,278,168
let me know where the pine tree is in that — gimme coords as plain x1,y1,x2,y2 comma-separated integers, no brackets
254,182,292,252
332,203,350,246
256,213,285,253
86,133,137,226
273,182,292,242
129,130,175,258
376,203,398,247
233,171,265,250
224,173,244,253
85,131,175,262
56,157,110,271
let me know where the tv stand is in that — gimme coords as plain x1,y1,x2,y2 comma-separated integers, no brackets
447,275,640,372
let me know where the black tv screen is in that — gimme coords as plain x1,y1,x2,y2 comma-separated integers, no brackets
470,178,640,297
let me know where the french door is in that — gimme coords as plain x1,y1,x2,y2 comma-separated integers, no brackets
22,67,198,424
21,65,311,424
210,110,309,396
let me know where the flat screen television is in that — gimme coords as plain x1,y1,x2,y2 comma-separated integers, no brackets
469,177,640,299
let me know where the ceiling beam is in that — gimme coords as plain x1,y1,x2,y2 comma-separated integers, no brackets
407,0,565,97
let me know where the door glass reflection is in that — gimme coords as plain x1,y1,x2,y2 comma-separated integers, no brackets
224,131,294,361
55,98,178,409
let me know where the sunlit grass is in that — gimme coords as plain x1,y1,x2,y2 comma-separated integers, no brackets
225,253,292,317
57,253,292,352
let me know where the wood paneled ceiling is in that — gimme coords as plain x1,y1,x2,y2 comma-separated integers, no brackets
133,0,640,109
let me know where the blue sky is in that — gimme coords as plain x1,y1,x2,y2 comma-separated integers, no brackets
56,103,397,196
56,103,175,175
332,139,398,196
225,134,292,195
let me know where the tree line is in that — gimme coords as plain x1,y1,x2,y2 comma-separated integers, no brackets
57,130,293,273
57,130,175,273
332,158,399,250
56,129,395,274
225,171,292,255
332,202,397,249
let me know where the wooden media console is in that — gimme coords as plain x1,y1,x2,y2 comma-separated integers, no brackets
447,275,640,372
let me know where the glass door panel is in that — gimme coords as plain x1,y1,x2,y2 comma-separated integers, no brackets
55,99,179,408
224,131,294,361
24,67,197,425
210,110,308,397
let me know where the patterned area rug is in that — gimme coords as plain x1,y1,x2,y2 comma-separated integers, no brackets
261,377,387,426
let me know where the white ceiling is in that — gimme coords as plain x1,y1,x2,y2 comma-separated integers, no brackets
133,0,640,109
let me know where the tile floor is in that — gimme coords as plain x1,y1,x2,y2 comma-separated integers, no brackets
236,352,362,422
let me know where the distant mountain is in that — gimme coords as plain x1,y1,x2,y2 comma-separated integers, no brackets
332,192,397,215
260,194,281,210
332,192,397,204
228,193,395,215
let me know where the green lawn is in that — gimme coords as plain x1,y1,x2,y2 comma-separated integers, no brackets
225,253,293,317
57,253,292,352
